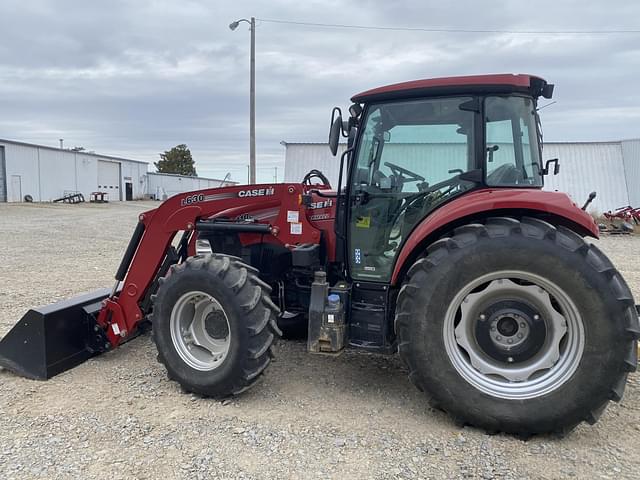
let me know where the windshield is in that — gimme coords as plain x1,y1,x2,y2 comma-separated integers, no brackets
485,96,543,187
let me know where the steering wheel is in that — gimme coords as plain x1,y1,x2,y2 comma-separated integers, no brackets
386,174,463,244
302,169,332,187
383,162,425,183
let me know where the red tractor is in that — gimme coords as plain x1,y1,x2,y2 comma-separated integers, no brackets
1,74,638,436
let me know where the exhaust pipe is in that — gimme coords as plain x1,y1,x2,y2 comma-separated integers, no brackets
0,289,111,379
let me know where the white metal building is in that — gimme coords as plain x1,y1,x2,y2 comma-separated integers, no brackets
0,138,148,202
0,138,238,203
283,139,640,213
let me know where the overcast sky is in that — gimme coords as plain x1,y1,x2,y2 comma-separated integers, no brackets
1,1,639,182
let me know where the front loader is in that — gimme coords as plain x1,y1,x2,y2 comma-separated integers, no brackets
2,74,639,435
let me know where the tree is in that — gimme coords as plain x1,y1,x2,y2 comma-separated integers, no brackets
155,144,197,176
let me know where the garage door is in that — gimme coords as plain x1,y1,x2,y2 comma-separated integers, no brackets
97,160,121,201
0,147,6,202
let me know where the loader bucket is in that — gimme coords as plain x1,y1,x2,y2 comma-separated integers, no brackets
0,289,111,380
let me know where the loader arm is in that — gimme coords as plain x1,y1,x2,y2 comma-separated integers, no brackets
98,183,324,347
0,182,329,379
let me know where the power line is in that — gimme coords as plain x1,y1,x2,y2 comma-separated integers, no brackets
256,18,640,35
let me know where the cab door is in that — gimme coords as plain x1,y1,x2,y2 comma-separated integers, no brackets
348,96,478,282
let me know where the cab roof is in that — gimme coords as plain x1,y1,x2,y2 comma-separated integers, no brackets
351,74,553,103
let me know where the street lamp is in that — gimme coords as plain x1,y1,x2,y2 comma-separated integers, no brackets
229,17,256,184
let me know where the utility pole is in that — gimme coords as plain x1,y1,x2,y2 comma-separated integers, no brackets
229,17,256,184
249,16,256,185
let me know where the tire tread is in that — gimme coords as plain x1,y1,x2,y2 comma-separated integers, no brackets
152,254,281,398
396,216,637,435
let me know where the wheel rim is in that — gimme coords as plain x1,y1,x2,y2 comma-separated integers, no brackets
443,270,585,400
170,291,231,371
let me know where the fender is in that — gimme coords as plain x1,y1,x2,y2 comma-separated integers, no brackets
390,188,599,285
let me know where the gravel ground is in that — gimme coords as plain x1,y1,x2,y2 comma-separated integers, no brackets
0,201,638,480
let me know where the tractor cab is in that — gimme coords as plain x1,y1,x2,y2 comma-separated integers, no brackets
329,74,552,282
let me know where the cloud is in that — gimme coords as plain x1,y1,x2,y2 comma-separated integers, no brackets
1,0,639,182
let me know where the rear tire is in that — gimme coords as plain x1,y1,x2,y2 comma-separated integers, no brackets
151,254,281,397
396,217,639,435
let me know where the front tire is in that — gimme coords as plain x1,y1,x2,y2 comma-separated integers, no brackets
396,217,639,435
151,254,281,397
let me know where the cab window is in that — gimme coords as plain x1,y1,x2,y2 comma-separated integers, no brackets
485,96,542,186
349,96,476,281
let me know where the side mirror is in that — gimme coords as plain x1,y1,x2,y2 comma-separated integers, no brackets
541,158,560,176
329,107,342,156
487,145,499,162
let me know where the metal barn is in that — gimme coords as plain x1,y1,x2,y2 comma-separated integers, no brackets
0,138,239,203
283,139,640,213
0,139,148,202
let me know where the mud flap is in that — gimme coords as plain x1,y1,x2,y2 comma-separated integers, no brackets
0,289,112,380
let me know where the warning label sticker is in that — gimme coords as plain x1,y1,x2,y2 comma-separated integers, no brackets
290,223,302,235
287,210,299,223
356,216,371,228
